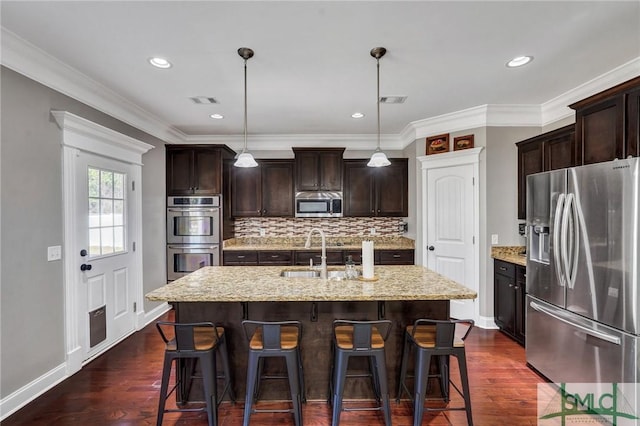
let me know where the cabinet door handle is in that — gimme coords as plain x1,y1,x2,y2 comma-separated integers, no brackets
508,283,514,288
237,255,246,259
499,266,507,271
392,254,401,258
271,255,280,258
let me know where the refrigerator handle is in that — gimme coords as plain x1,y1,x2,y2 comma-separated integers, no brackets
560,193,574,289
560,194,577,289
553,193,566,287
568,193,580,289
530,300,621,345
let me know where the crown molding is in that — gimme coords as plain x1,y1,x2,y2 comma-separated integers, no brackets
3,26,639,151
540,57,640,126
181,133,405,152
1,27,185,144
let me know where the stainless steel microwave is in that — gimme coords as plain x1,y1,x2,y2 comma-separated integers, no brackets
295,191,343,218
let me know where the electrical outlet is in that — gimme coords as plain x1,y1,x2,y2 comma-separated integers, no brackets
47,245,62,261
369,227,376,235
259,228,266,237
491,234,499,245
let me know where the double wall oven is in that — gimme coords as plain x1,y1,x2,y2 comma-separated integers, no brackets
167,195,221,281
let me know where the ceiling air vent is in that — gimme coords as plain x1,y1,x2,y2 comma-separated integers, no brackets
380,96,407,104
190,96,218,104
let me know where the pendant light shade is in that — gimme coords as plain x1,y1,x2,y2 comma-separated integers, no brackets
367,47,390,168
234,47,258,168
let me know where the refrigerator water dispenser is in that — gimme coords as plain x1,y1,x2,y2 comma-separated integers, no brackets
529,225,550,264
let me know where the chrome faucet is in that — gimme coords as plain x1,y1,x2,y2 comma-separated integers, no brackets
305,228,327,279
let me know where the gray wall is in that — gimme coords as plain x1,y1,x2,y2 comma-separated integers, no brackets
0,67,167,398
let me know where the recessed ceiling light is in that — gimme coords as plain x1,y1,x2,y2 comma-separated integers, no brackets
506,56,533,68
209,114,224,119
351,112,365,119
148,57,172,69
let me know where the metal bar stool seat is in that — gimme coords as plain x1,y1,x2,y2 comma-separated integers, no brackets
329,319,393,426
242,320,305,426
396,319,474,426
156,321,236,426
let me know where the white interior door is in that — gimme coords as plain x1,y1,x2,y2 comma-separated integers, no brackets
76,152,136,360
420,148,482,323
427,164,476,319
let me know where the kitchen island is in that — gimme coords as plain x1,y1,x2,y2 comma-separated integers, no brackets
146,265,476,400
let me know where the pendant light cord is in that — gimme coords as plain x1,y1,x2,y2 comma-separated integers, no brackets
243,57,248,152
376,56,381,151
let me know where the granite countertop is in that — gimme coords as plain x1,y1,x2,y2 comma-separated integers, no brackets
491,246,526,267
223,236,415,251
145,265,476,303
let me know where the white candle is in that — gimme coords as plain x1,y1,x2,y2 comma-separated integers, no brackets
362,240,374,279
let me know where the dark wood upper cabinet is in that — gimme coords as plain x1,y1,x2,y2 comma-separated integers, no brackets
166,145,234,195
626,87,640,158
231,165,262,217
231,160,294,217
570,75,640,165
516,125,575,219
293,148,344,191
343,158,408,217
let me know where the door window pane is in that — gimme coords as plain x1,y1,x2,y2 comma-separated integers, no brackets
88,167,126,257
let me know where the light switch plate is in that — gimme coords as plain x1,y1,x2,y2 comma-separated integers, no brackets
47,245,62,261
491,234,499,245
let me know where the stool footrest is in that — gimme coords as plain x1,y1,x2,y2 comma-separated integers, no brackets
342,405,384,412
252,408,295,414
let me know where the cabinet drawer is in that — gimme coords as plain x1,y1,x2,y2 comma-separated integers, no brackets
258,250,293,265
295,250,344,266
494,260,515,278
223,250,258,265
377,249,414,265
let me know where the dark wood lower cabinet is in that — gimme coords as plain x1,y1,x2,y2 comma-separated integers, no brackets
494,259,526,346
175,299,449,401
224,249,415,266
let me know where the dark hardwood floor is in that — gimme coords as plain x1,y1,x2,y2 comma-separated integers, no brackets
3,309,544,425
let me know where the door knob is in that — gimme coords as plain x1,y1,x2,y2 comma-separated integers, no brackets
80,264,92,271
428,246,435,251
80,249,88,257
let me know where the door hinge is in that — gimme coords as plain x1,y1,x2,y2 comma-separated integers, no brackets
133,302,137,312
132,241,136,252
132,181,135,191
472,177,475,186
472,236,475,244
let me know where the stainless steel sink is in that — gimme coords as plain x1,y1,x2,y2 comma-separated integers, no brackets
279,269,357,279
279,270,321,278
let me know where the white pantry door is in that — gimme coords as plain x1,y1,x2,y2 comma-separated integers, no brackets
420,148,482,322
426,164,475,319
76,152,136,361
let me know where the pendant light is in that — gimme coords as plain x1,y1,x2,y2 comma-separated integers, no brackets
367,47,391,168
234,47,258,168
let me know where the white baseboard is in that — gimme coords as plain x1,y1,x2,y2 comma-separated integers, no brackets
477,315,498,329
0,362,67,421
1,303,170,422
143,302,171,327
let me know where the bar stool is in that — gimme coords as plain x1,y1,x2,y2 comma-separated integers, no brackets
329,319,393,426
155,321,236,426
396,319,474,426
241,320,305,426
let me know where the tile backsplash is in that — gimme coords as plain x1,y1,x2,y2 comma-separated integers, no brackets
234,217,406,237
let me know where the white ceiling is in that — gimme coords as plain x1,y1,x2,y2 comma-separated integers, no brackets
2,1,640,149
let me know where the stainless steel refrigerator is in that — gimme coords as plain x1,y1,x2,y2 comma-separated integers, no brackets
526,157,640,389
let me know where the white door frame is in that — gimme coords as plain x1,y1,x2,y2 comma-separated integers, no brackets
52,111,153,376
418,147,483,323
